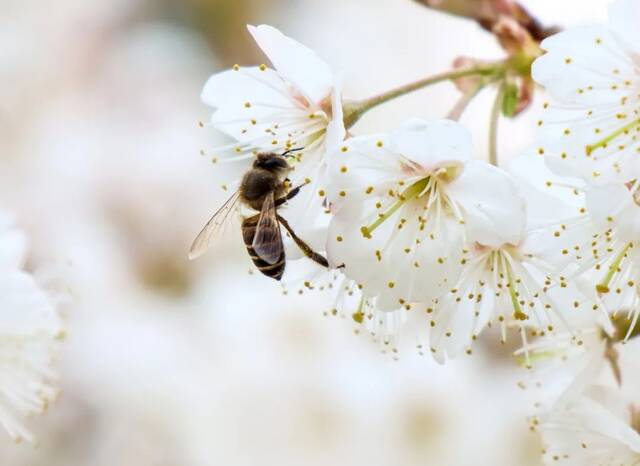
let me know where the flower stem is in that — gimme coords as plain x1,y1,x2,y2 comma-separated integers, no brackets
343,64,505,128
488,82,505,167
447,81,485,121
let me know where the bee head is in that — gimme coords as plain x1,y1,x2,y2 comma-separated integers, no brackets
254,152,289,171
253,149,302,173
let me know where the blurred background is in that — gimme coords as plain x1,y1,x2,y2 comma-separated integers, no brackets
0,0,607,464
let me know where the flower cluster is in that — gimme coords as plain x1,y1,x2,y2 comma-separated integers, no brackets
0,214,64,444
197,0,640,463
516,1,640,463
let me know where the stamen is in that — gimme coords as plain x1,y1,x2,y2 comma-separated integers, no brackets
596,242,632,294
504,254,528,321
352,296,365,323
360,178,429,238
585,118,640,156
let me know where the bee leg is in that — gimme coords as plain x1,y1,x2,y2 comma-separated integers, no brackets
275,185,303,207
276,214,329,268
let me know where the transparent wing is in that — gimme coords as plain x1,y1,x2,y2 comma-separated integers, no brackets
189,191,241,260
252,191,283,265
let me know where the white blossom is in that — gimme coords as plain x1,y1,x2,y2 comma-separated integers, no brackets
201,24,344,247
539,386,640,465
532,0,640,185
429,231,578,363
537,179,640,338
0,215,63,443
325,119,524,342
515,302,611,413
321,271,437,357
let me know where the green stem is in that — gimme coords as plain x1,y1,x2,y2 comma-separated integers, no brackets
488,82,505,167
343,64,505,128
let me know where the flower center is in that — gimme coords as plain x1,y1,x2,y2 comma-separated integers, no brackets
485,249,529,321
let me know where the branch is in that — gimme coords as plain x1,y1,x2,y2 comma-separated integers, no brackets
413,0,560,42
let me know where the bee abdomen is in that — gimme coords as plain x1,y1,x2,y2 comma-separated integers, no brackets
242,217,285,280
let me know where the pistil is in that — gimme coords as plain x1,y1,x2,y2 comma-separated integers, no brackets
360,178,430,239
504,254,528,321
585,118,640,156
596,243,632,294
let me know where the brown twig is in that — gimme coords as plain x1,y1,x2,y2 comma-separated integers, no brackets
413,0,560,42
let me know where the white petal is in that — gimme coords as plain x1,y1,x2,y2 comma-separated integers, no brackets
536,110,640,185
389,119,472,171
201,66,301,143
541,389,640,463
534,25,635,106
281,153,331,254
608,0,640,56
446,161,526,247
508,154,583,229
585,183,640,242
327,199,464,309
0,216,26,269
324,75,346,151
247,24,334,105
325,132,404,209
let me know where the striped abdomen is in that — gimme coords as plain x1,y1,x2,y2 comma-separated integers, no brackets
241,215,285,280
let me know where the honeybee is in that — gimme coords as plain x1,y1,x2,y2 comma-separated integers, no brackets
189,150,329,280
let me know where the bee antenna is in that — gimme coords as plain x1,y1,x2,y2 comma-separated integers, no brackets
282,147,305,158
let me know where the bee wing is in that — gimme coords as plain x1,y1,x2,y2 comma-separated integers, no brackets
189,191,241,260
252,191,283,265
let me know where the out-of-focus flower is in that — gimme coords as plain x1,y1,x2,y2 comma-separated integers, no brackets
539,385,640,465
532,0,640,185
0,214,63,444
326,119,524,312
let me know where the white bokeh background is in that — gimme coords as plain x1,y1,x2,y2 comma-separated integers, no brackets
0,1,608,464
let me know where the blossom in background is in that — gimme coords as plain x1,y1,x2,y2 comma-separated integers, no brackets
0,215,63,444
201,24,345,248
532,0,640,185
539,386,640,465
